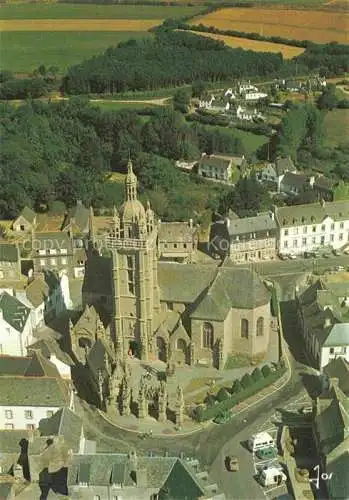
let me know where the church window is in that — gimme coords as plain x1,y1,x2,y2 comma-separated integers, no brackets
202,322,214,348
177,339,186,351
256,317,264,336
241,319,249,338
127,256,135,295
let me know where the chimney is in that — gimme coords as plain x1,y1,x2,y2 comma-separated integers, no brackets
309,176,315,187
269,211,275,221
225,218,230,229
324,317,332,328
189,218,193,229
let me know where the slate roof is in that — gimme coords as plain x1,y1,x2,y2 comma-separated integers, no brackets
0,479,14,500
275,156,296,175
0,243,18,263
39,408,83,453
276,200,349,227
62,201,89,234
324,323,349,347
158,222,197,242
0,377,69,407
226,213,277,237
158,263,217,303
281,172,307,190
0,355,31,376
327,443,349,500
159,459,206,500
27,339,74,367
190,268,270,320
324,358,349,395
32,232,72,252
0,430,31,453
199,155,231,170
18,207,36,224
314,175,335,190
0,292,31,333
25,277,50,308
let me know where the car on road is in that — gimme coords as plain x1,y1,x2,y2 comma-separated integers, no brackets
225,456,239,472
288,254,297,260
214,411,231,424
279,254,289,261
334,265,345,272
256,447,278,460
323,253,331,259
332,249,341,256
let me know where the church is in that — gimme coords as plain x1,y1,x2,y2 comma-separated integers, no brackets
70,160,272,370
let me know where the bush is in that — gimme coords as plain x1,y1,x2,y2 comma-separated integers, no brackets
204,394,216,407
251,367,263,383
231,379,242,394
241,373,252,389
216,388,230,402
261,365,272,378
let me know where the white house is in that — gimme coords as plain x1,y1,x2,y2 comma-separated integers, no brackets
198,95,215,109
238,82,258,94
297,279,349,370
0,292,32,356
224,88,236,99
27,337,74,380
244,92,268,101
259,156,297,191
0,351,72,430
275,200,349,256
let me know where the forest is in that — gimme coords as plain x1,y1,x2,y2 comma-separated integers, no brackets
61,30,284,95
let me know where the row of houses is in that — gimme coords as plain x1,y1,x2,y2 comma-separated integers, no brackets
210,199,349,262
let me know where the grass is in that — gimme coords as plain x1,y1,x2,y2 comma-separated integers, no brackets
224,353,251,369
91,101,162,111
0,4,203,19
0,31,152,73
107,172,126,183
0,19,162,31
184,30,305,59
201,124,269,155
184,377,222,394
323,108,349,147
194,7,349,44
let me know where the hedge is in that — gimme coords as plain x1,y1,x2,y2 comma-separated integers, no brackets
195,365,286,422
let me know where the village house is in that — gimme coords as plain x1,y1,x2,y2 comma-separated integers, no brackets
280,172,336,201
244,91,268,101
12,207,37,233
0,351,73,430
275,200,349,255
197,153,245,183
323,357,349,395
0,292,32,356
27,337,74,381
209,212,277,263
0,243,21,281
31,231,74,276
236,105,264,122
296,279,349,370
157,220,198,263
259,156,297,191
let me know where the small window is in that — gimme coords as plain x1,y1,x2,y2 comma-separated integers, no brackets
94,496,101,500
284,229,289,236
5,410,13,419
5,423,14,430
25,410,33,420
46,410,54,418
61,258,67,265
312,226,316,233
330,348,334,354
331,223,335,230
339,233,343,241
60,248,68,255
26,424,35,430
183,243,187,249
174,243,178,249
50,258,56,266
256,317,264,337
241,318,249,339
340,222,344,229
20,225,25,231
321,225,326,231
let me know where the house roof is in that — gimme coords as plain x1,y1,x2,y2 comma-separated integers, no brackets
158,222,197,242
17,207,36,225
0,377,69,407
39,408,83,453
275,200,349,227
275,156,296,175
25,277,50,308
324,358,349,395
324,323,349,347
158,263,217,303
32,232,72,252
226,213,277,237
327,442,349,500
0,243,18,263
190,267,270,320
62,201,89,234
199,155,231,170
0,292,31,333
159,459,206,500
27,339,74,367
281,172,307,190
0,429,31,454
314,175,335,190
0,352,60,378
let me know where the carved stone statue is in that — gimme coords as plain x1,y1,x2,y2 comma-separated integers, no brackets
157,380,167,423
175,385,184,428
121,374,131,416
138,377,148,419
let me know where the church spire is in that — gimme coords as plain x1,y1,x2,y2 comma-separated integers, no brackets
125,158,137,202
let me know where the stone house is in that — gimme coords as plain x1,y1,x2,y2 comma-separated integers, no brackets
275,200,349,255
12,207,37,233
197,153,245,183
157,220,198,263
259,156,297,191
280,172,335,201
0,244,21,281
0,292,32,356
31,231,74,276
209,212,277,263
296,279,349,370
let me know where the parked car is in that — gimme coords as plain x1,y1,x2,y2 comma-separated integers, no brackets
323,253,331,259
312,251,320,258
288,254,297,260
225,456,239,472
279,254,289,261
248,432,275,452
214,411,231,424
256,447,278,460
299,406,313,415
334,265,345,272
332,249,341,256
259,467,287,487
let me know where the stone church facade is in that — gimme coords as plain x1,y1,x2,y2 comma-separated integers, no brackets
70,160,271,370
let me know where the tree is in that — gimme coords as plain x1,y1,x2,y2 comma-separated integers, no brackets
231,379,242,394
216,388,230,402
334,181,349,200
192,80,206,99
317,85,338,110
251,367,263,382
241,373,252,389
218,177,271,217
261,365,271,378
173,88,192,114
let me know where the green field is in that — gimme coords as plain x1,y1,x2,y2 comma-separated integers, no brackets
231,128,269,154
91,100,162,111
0,3,203,19
324,109,349,147
0,31,152,73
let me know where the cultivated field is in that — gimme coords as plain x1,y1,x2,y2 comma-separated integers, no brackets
323,109,349,146
185,30,305,58
0,19,161,31
0,31,152,72
0,4,202,19
194,7,349,43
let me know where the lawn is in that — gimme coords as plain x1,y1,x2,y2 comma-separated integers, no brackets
229,127,269,154
194,7,348,44
0,4,203,19
91,101,161,111
0,31,152,73
323,109,349,147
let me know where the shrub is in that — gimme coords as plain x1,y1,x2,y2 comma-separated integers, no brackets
261,365,272,378
241,373,252,389
204,394,216,407
231,379,242,394
216,388,230,402
251,367,263,383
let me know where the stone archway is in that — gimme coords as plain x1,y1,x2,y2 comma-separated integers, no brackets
156,337,167,362
128,340,139,358
176,338,188,365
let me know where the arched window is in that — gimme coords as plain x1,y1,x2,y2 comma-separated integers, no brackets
177,339,186,351
202,322,214,348
256,317,264,337
241,319,249,339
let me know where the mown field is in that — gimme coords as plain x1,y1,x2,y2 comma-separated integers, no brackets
0,4,202,19
194,7,349,43
184,30,305,58
323,109,349,146
0,31,152,72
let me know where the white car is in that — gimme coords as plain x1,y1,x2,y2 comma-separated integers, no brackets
288,254,297,260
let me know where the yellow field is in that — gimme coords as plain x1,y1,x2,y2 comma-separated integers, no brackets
195,8,349,44
184,30,305,58
0,19,161,31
